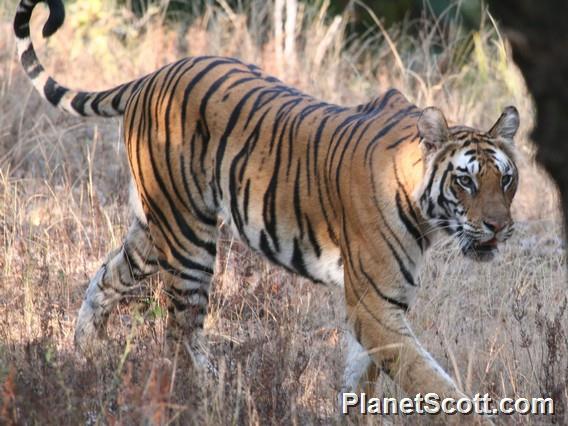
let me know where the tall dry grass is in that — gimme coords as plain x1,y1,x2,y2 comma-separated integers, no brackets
0,0,565,424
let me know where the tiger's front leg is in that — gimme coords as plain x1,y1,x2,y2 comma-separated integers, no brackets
341,279,493,424
343,300,463,399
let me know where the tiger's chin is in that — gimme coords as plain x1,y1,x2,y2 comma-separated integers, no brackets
461,238,499,262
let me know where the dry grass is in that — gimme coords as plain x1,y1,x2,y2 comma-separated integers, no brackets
0,0,566,424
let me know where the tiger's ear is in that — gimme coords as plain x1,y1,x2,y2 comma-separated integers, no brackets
417,107,449,155
488,106,519,141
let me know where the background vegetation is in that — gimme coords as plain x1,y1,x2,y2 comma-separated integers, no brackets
0,0,566,424
124,0,484,31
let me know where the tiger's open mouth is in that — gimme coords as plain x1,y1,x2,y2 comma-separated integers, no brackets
461,237,498,262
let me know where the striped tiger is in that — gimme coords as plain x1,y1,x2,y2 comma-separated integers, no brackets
14,0,519,410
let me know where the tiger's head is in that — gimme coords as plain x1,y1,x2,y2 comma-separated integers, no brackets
416,106,520,261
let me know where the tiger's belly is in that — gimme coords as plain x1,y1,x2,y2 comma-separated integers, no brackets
218,205,344,287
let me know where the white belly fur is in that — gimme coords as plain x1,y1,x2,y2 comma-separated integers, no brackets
220,206,344,286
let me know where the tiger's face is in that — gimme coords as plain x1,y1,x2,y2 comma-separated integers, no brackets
417,106,520,261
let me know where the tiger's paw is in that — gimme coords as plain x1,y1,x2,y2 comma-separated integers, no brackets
74,267,112,356
74,302,108,357
74,311,106,357
181,332,218,378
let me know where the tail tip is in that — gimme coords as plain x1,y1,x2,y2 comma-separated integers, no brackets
42,0,65,38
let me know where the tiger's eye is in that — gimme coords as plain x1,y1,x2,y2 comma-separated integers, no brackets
456,175,473,188
502,175,512,188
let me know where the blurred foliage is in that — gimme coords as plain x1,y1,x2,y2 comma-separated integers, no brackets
330,0,482,31
116,0,483,30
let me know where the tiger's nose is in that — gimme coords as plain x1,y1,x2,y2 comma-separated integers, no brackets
483,219,506,233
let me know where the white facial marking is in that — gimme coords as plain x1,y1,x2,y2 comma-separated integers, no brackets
454,150,479,182
492,149,514,175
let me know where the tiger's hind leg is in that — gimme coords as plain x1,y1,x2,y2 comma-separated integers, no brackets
158,221,218,369
164,271,215,371
74,219,159,353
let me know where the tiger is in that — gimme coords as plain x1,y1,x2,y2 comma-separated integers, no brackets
14,0,519,416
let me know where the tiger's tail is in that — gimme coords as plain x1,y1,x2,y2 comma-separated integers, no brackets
13,0,142,117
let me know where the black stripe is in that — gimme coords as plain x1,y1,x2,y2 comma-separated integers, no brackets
395,192,424,251
333,119,372,193
384,235,416,287
244,89,282,128
181,57,237,143
424,163,439,193
353,318,362,343
392,162,428,250
259,231,277,263
14,13,31,38
291,238,310,278
133,73,216,259
158,260,211,282
340,220,411,336
89,91,108,115
368,165,415,265
305,216,322,258
140,70,217,257
437,163,454,214
312,115,331,175
111,83,131,111
44,77,67,105
359,257,408,311
386,132,417,150
364,106,420,163
215,85,265,199
229,109,270,242
180,153,217,226
27,64,42,80
43,0,65,37
159,63,204,216
70,92,89,116
123,244,145,274
262,99,303,252
20,44,36,70
198,68,249,171
293,161,304,237
243,180,251,224
229,111,268,235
